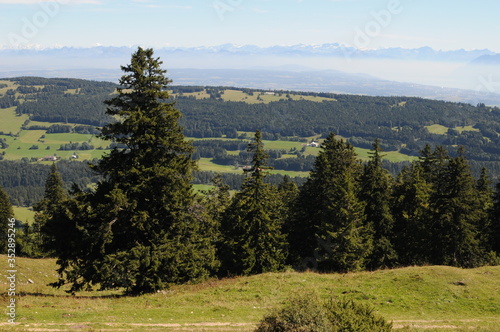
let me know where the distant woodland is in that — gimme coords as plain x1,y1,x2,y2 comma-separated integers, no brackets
1,77,500,205
3,77,500,161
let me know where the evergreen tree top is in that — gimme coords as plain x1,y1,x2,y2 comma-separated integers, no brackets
246,130,273,180
34,163,67,213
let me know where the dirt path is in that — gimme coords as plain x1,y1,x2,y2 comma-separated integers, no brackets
2,319,498,330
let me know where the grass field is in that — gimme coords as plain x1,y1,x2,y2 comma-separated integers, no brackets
425,124,449,135
193,184,216,193
170,88,335,104
454,125,480,133
1,256,499,331
219,89,336,104
1,129,109,161
0,80,16,96
425,124,480,135
355,147,419,163
0,108,28,134
12,206,35,224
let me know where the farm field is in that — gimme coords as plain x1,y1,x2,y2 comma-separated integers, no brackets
0,108,28,134
0,111,415,175
0,84,472,174
1,256,499,331
426,124,481,135
171,88,336,104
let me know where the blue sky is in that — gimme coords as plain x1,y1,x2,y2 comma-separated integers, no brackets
1,0,500,52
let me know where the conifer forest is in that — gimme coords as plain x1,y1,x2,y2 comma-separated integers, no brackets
1,48,500,296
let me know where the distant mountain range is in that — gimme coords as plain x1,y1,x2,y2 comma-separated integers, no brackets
1,44,500,105
470,54,500,65
0,44,496,62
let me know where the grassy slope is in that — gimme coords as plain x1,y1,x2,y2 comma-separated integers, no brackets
0,108,28,134
1,256,499,331
426,124,480,135
12,206,35,224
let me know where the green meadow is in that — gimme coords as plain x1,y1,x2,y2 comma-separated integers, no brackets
171,89,336,104
1,256,499,331
12,206,35,225
425,124,480,135
0,108,28,134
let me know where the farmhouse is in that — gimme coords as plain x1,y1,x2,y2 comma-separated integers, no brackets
39,155,58,162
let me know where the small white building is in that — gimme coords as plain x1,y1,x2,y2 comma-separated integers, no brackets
41,155,58,162
307,141,320,148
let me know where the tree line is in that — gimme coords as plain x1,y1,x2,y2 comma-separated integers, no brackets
0,160,100,206
2,49,498,296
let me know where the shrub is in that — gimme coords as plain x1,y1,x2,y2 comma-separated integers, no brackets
325,298,393,331
255,294,392,332
255,293,333,332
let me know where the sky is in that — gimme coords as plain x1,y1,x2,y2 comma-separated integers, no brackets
1,0,500,52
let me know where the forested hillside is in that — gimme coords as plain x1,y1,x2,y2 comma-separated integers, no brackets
1,76,500,207
8,77,115,126
2,77,500,160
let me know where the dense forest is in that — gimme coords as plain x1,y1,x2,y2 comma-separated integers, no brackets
177,96,500,161
2,76,500,162
11,77,116,126
0,160,100,206
1,73,500,202
1,48,498,298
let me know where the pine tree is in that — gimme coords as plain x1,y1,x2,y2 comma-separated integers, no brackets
392,164,433,265
47,47,218,294
220,130,287,276
429,147,485,267
489,182,500,255
290,133,371,272
476,168,494,251
360,139,397,269
278,175,299,223
199,174,231,225
0,184,14,254
419,144,449,184
28,164,67,257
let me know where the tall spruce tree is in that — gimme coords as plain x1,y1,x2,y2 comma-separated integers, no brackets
0,184,14,254
429,147,485,267
360,139,397,269
489,182,500,255
419,144,450,185
29,163,68,257
393,145,450,265
220,130,287,276
392,164,433,265
289,133,371,272
278,175,299,224
46,48,218,294
476,168,494,251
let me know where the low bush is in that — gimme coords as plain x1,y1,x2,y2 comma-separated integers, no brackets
255,293,392,332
